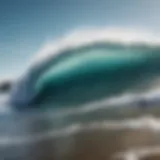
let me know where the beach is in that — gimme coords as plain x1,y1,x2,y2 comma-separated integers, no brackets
1,108,160,160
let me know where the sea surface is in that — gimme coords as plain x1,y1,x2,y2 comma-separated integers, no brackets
1,102,160,160
2,29,160,160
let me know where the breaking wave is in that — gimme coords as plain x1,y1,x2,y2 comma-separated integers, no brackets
7,28,160,110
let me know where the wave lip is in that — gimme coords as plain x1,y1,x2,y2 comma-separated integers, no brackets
32,28,160,64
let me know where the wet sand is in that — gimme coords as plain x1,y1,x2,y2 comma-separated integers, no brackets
30,127,160,160
2,108,160,160
2,122,160,160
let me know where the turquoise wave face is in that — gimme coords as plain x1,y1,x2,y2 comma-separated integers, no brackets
10,43,160,109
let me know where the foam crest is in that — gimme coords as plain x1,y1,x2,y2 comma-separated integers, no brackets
32,28,160,65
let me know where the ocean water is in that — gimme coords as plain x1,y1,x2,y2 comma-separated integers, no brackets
2,29,160,159
2,103,160,160
10,43,160,108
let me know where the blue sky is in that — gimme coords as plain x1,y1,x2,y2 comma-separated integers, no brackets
0,0,160,79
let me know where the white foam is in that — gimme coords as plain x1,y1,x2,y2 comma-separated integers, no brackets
1,116,160,147
32,27,160,66
114,146,160,160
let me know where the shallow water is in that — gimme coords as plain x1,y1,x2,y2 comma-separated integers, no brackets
1,103,160,160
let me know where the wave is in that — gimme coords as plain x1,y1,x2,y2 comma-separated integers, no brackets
8,28,160,109
1,27,160,160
